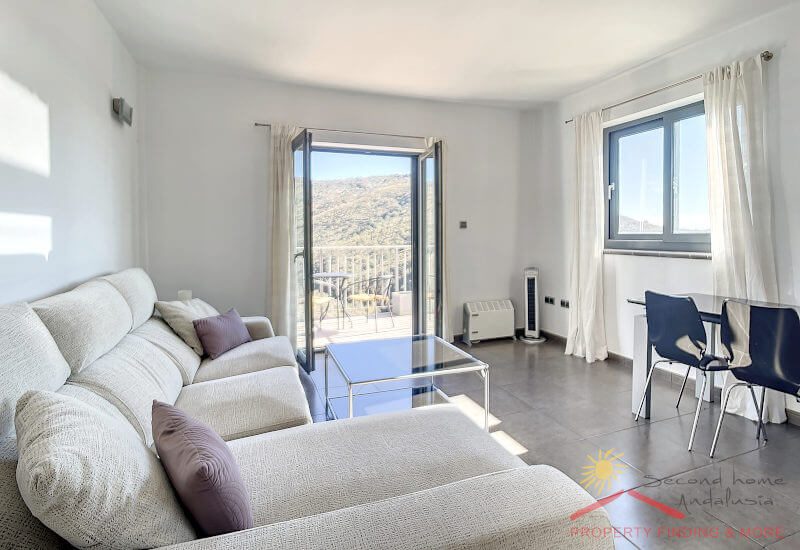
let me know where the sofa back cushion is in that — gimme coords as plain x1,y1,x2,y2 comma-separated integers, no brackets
15,390,196,549
100,268,158,330
31,280,133,374
133,318,201,385
56,384,131,426
68,334,184,446
0,303,71,437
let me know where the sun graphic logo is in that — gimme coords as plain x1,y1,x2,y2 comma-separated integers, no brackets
580,448,627,495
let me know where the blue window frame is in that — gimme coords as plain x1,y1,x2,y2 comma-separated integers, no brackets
604,101,710,253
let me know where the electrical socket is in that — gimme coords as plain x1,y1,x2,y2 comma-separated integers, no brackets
560,299,570,308
544,296,555,305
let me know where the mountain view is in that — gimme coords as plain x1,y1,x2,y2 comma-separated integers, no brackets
618,215,662,234
312,174,411,246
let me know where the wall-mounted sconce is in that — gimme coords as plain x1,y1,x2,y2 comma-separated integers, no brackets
112,97,133,126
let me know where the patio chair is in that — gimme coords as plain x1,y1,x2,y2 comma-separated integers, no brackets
312,280,337,328
343,276,394,332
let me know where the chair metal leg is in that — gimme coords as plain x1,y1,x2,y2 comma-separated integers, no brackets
676,366,691,409
635,362,658,421
760,386,768,442
688,372,708,451
750,385,768,442
709,381,743,458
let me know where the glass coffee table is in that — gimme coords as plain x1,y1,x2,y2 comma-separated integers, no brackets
324,335,490,430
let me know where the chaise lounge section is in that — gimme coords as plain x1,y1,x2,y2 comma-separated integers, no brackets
0,268,613,549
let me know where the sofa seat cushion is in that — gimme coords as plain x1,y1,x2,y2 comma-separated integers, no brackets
228,405,524,527
154,467,614,550
68,334,184,446
193,336,296,383
14,390,195,549
174,367,311,441
133,318,201,385
31,280,133,374
100,268,158,330
0,303,71,437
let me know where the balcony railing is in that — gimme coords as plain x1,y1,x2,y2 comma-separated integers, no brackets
311,244,412,293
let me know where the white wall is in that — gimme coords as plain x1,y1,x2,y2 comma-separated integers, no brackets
524,2,800,358
0,0,140,304
138,69,524,332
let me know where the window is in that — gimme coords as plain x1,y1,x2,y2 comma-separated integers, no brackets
605,102,709,252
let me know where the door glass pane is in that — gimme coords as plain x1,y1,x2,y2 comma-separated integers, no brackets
673,114,709,233
423,156,437,335
293,147,307,358
616,127,664,234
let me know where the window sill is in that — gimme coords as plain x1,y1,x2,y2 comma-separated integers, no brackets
603,248,711,260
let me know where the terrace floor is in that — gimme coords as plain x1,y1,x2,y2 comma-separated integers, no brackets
299,337,800,549
299,312,412,348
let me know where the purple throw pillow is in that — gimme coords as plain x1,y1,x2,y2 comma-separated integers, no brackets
193,308,252,359
152,401,253,537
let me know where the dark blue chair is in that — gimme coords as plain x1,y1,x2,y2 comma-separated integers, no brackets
709,300,800,457
636,291,730,451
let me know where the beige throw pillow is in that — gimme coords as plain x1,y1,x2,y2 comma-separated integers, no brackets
155,299,219,355
14,390,196,549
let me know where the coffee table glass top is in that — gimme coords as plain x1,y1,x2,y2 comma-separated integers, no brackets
326,334,485,385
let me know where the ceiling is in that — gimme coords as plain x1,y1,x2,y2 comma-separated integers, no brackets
95,0,795,107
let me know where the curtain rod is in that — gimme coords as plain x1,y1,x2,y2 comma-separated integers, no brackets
253,122,425,140
563,50,774,124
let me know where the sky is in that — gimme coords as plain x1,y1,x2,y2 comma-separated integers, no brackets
617,113,709,233
310,151,411,181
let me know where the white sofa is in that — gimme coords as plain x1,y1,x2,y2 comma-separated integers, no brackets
0,268,613,549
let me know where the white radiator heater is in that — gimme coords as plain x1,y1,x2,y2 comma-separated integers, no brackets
521,267,546,344
462,299,515,346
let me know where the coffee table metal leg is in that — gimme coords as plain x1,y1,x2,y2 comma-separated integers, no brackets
324,350,329,418
483,367,490,431
348,384,354,418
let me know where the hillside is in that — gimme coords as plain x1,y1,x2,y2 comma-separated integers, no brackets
311,174,411,246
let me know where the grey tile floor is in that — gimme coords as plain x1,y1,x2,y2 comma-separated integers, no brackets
299,338,800,549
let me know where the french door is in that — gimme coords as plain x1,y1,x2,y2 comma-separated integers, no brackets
414,140,443,337
292,130,314,371
292,136,443,371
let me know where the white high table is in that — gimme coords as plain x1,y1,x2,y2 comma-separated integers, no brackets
626,293,785,418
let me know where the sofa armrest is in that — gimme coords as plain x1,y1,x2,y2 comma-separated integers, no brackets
241,316,275,340
158,466,614,550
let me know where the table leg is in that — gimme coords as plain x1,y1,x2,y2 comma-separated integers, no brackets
324,350,329,419
348,384,354,418
632,314,652,418
483,367,490,431
695,323,715,403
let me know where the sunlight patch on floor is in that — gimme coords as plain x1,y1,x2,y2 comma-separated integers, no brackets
490,430,528,456
447,393,501,429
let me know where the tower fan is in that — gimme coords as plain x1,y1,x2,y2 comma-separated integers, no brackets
521,267,546,344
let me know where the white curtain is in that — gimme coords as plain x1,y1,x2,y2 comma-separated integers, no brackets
269,125,300,347
704,55,785,423
565,111,608,363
